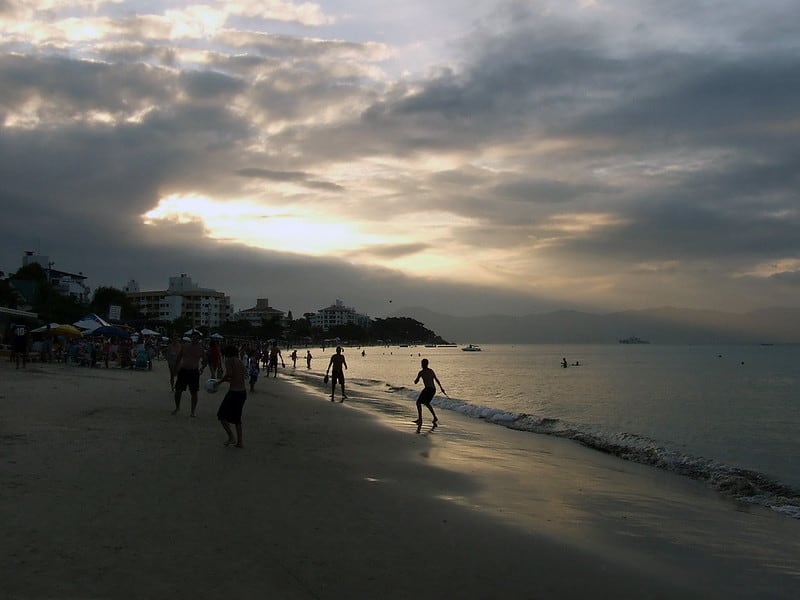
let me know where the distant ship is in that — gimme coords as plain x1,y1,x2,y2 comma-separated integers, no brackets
619,336,649,344
461,344,482,352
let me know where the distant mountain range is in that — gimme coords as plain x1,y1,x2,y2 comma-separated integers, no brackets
388,306,800,344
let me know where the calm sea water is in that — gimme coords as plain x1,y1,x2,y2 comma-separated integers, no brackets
294,343,800,517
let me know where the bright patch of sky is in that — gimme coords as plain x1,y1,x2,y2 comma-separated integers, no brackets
2,0,800,315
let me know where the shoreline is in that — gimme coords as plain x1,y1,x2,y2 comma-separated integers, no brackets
2,360,799,598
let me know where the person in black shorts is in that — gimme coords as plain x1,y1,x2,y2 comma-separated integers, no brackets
414,358,445,426
173,332,206,417
325,346,348,402
217,345,246,448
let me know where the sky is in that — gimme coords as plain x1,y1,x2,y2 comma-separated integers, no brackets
1,0,799,319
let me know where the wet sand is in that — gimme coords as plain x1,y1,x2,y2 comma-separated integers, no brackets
2,359,799,599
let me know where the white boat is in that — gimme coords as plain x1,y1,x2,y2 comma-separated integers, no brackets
461,344,482,352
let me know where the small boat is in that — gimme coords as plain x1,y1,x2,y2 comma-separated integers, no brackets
619,336,649,344
461,344,482,352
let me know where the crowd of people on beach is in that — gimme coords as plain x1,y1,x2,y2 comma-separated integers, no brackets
6,321,449,446
162,332,449,447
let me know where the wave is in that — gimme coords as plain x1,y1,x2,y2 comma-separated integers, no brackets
431,394,800,519
289,369,800,519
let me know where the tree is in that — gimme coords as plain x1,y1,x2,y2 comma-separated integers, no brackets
0,276,19,308
219,318,255,338
258,315,284,340
369,317,449,345
9,262,86,324
326,323,368,343
287,315,312,342
170,316,194,337
90,286,142,321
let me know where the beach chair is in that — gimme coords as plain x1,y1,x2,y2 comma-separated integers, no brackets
133,349,149,370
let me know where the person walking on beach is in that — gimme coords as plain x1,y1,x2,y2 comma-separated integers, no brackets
414,358,444,426
206,340,222,379
268,341,284,378
326,346,348,402
290,349,298,368
11,324,29,369
216,345,246,448
306,350,312,369
248,358,260,392
173,332,206,417
165,334,182,391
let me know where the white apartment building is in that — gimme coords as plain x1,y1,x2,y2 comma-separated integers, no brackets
126,274,233,327
234,298,286,327
310,299,370,331
21,251,91,303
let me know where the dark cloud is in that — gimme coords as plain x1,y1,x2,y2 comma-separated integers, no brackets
351,243,430,260
2,2,799,316
235,168,344,191
769,270,800,285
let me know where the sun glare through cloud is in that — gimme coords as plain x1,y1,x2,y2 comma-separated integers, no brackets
2,0,800,318
143,194,393,256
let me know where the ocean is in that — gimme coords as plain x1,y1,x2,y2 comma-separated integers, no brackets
289,342,800,518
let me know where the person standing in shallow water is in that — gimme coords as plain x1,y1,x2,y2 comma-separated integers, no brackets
306,350,312,369
414,358,444,426
217,345,246,448
326,346,348,402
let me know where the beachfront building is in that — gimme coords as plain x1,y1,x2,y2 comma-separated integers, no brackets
309,299,370,331
125,274,233,328
21,251,91,303
234,298,286,327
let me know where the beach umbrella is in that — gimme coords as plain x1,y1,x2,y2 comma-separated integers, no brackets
30,323,83,338
73,313,111,331
184,328,203,336
140,328,159,336
85,325,130,338
51,324,83,338
210,332,224,339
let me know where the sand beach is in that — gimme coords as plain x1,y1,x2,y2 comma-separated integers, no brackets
2,359,799,599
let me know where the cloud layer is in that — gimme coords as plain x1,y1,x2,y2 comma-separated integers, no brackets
2,0,799,317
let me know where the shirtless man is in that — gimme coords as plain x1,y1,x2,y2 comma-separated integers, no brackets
216,345,246,448
413,358,445,426
325,346,348,402
268,342,284,378
172,333,206,416
165,334,182,391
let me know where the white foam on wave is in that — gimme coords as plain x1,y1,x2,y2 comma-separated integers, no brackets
290,370,800,519
429,392,800,520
